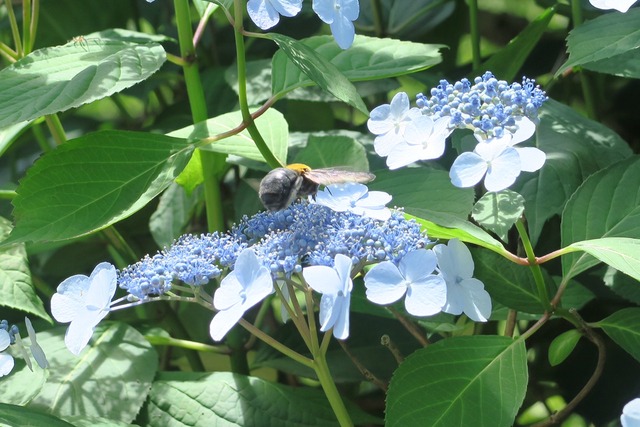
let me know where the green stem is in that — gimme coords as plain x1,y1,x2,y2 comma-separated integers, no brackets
22,0,32,54
145,335,230,354
31,122,52,152
44,114,67,145
370,0,385,37
515,219,551,310
5,0,23,56
313,352,354,427
29,0,39,52
0,41,18,62
174,0,226,235
100,227,139,264
467,0,481,70
0,189,16,200
232,0,282,168
570,0,597,119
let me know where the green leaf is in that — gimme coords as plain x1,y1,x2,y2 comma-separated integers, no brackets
0,120,31,158
473,248,552,314
268,33,368,114
168,108,288,164
548,329,582,367
0,322,157,423
5,131,193,244
0,404,74,427
0,31,166,128
567,238,640,282
369,168,474,219
406,211,507,255
149,183,202,248
386,336,528,427
292,135,370,170
598,308,640,363
604,266,640,304
0,217,50,320
271,34,443,101
562,156,640,279
480,7,556,81
142,372,381,426
472,190,525,242
558,8,640,77
513,99,632,245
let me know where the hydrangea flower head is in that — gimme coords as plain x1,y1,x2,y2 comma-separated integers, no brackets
312,0,360,49
303,253,353,339
314,183,392,220
210,248,274,341
364,249,446,316
590,0,637,12
248,0,303,30
433,239,491,322
51,262,117,355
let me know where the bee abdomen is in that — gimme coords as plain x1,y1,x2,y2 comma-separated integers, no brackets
258,168,304,211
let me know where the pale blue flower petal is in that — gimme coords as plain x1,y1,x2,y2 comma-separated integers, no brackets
213,275,243,311
590,0,637,12
341,0,360,20
304,265,341,294
403,116,435,145
0,329,9,351
65,310,101,356
312,0,336,23
399,249,438,283
385,141,419,170
330,16,355,49
404,275,446,316
434,239,474,280
621,398,640,427
374,132,404,157
247,0,281,30
25,318,49,369
333,253,354,293
364,261,408,305
50,293,81,324
510,116,536,144
331,295,350,339
210,304,247,341
355,191,392,209
457,278,492,322
515,147,546,172
270,0,303,17
244,266,275,308
84,263,117,312
484,146,520,192
0,353,14,377
367,104,393,135
450,152,487,188
318,293,340,331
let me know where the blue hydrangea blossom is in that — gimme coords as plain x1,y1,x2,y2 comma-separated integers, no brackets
247,0,303,30
621,398,640,427
433,239,491,322
210,249,274,341
51,262,117,355
313,183,392,220
312,0,360,49
303,253,353,339
0,329,14,377
364,249,446,316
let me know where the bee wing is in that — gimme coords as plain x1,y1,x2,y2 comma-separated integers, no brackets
303,168,375,186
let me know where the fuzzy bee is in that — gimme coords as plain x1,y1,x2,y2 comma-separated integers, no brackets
258,163,376,211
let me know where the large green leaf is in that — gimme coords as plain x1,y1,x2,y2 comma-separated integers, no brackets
558,8,640,77
0,404,73,427
168,108,288,164
386,336,527,427
149,183,202,248
369,168,474,219
479,7,555,81
292,135,370,170
0,30,166,128
513,99,632,245
0,217,49,320
5,131,193,244
271,35,443,99
562,156,640,279
471,190,525,242
0,323,157,423
141,372,381,426
567,238,640,283
598,308,640,363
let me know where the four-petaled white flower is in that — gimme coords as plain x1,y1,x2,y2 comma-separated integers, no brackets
210,249,274,341
247,0,303,30
433,239,491,322
368,92,422,159
313,0,360,49
364,249,446,316
590,0,637,12
383,115,453,170
51,262,117,356
303,254,353,340
314,182,392,221
621,398,640,427
0,329,14,377
449,116,544,192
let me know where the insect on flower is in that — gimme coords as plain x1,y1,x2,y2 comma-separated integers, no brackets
258,163,375,211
